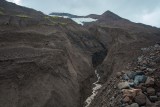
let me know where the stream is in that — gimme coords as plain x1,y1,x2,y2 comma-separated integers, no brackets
85,70,102,107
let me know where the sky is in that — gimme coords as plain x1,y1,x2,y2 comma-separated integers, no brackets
6,0,160,27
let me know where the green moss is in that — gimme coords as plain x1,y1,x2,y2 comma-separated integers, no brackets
0,7,4,11
44,16,67,26
0,11,4,15
45,16,59,20
16,14,31,18
44,16,50,19
0,7,4,15
59,22,67,26
50,16,59,19
44,16,56,25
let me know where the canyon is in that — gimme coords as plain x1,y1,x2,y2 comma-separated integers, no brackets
0,0,160,107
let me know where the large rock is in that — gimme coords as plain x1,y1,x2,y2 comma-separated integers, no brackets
134,92,146,106
122,96,131,103
154,101,160,107
134,75,147,86
118,82,130,89
145,77,155,86
122,74,130,80
122,89,142,99
130,103,139,107
145,96,152,106
147,87,155,95
157,92,160,97
135,70,145,75
149,96,158,102
127,71,137,79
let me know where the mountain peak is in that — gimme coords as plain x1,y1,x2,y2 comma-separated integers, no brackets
100,10,122,20
102,10,114,15
49,12,83,18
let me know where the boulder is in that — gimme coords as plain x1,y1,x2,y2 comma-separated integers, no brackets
118,82,130,89
127,71,137,79
134,75,147,86
149,96,158,102
134,92,146,106
154,57,160,63
122,89,142,99
154,101,160,107
140,85,147,92
147,87,155,96
135,70,145,75
122,74,130,80
142,60,148,65
157,92,160,97
129,82,135,87
130,103,139,107
146,68,156,73
122,96,131,103
155,82,160,89
145,77,155,86
145,96,152,106
140,67,147,71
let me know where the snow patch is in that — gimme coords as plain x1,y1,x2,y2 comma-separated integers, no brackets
49,15,97,25
71,18,97,25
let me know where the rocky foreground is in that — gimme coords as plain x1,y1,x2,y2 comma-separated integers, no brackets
116,44,160,107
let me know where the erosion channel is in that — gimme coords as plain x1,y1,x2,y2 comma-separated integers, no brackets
84,70,102,107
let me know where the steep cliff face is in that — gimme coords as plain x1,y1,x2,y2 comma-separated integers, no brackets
0,1,105,107
0,26,104,107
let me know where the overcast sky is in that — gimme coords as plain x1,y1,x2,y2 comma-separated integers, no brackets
6,0,160,27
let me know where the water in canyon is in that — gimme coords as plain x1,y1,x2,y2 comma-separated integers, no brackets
85,70,102,107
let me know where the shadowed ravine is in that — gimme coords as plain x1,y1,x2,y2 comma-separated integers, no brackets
84,70,102,107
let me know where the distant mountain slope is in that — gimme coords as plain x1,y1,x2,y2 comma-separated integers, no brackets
85,14,100,19
0,0,77,27
49,12,83,18
85,10,160,33
0,0,44,18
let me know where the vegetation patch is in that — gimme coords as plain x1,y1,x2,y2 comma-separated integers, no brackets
44,16,50,19
59,22,67,26
50,16,59,19
0,7,4,11
0,11,4,15
44,16,68,26
16,14,31,18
